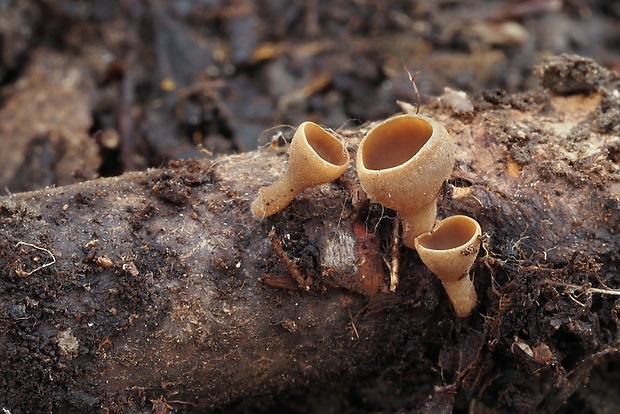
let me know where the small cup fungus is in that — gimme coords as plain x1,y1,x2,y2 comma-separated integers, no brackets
251,121,350,218
414,215,482,317
356,114,455,247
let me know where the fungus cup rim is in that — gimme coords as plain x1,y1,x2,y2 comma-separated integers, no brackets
416,215,481,252
358,114,437,172
300,122,349,167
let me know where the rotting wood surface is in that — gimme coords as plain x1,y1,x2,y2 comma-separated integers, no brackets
0,55,619,413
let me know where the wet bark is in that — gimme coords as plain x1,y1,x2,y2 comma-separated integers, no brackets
0,55,619,413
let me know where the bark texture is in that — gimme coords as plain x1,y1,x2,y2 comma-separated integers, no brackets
0,55,619,413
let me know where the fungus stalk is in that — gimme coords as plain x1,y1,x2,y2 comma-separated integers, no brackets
251,122,350,218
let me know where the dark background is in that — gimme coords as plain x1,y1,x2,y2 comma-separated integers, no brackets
1,0,619,188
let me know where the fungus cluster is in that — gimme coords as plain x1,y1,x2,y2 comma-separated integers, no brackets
252,114,482,317
356,114,482,317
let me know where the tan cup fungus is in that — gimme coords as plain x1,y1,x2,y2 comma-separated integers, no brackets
356,114,455,247
414,215,482,317
252,122,350,218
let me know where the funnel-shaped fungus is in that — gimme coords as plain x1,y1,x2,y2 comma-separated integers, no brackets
252,122,350,218
414,215,482,317
356,114,455,247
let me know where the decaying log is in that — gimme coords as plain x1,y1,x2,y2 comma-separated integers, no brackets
0,55,619,413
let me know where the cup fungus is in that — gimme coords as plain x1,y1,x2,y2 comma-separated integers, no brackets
414,215,482,317
251,121,350,218
356,114,455,247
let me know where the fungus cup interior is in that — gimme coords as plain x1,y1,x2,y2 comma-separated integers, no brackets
304,123,348,166
362,117,433,170
418,217,478,250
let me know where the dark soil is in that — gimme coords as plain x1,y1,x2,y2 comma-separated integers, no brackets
0,1,619,414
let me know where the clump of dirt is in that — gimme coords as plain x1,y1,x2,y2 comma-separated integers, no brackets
535,54,617,95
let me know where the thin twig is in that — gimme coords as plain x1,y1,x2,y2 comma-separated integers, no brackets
404,64,422,115
268,227,312,291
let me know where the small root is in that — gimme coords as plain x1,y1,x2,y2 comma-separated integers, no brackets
268,227,312,291
348,307,360,340
15,241,56,276
540,279,620,298
389,217,401,292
